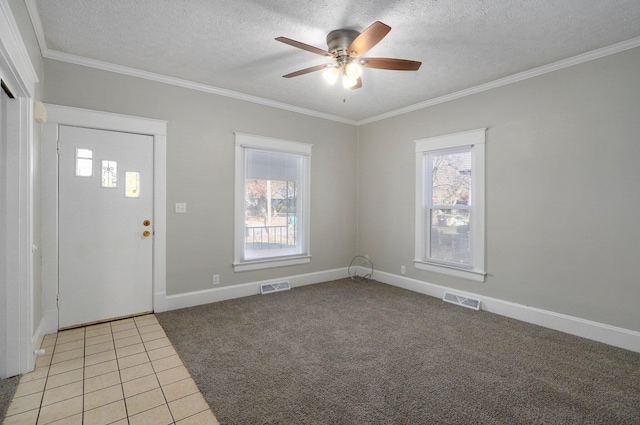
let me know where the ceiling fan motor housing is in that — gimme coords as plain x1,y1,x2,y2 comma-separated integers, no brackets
326,29,360,57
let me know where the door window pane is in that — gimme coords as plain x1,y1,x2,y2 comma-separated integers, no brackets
125,172,140,198
101,160,117,188
75,148,93,177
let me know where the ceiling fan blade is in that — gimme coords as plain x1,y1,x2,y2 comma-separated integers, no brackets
347,21,391,58
283,64,330,78
276,37,334,57
350,77,362,90
361,58,422,71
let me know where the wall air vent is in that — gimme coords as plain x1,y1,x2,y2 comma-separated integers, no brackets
260,281,291,295
443,291,481,310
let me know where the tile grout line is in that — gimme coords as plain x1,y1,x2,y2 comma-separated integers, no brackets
114,321,132,425
82,325,90,425
34,332,56,425
42,329,84,425
137,315,177,425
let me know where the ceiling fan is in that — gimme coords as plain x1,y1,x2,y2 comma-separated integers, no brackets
276,21,421,90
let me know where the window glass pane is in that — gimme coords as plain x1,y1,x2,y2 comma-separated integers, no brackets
101,160,117,188
125,172,140,198
430,209,471,265
244,148,303,261
431,149,471,206
75,148,93,177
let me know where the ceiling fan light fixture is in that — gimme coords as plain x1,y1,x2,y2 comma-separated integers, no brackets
344,61,362,79
323,66,340,85
342,75,358,89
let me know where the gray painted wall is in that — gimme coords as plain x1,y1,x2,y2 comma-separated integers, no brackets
43,60,358,295
358,47,640,331
40,41,639,332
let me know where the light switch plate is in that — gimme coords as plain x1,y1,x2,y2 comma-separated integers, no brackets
175,203,187,213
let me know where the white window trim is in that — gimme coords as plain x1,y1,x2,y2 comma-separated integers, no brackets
233,133,312,272
414,128,486,283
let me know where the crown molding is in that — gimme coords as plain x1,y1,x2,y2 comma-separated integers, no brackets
24,0,355,125
0,0,39,95
42,49,358,126
357,36,640,125
24,0,46,57
24,0,640,127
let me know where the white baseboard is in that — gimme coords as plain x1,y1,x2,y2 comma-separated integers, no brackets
374,271,640,353
32,318,44,347
30,312,57,372
165,268,349,311
41,309,58,336
160,267,639,353
31,318,45,368
154,292,168,313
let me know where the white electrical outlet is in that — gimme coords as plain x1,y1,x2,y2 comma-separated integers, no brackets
213,274,220,285
175,203,187,213
401,265,406,275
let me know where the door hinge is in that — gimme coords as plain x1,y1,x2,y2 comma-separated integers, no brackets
57,295,60,309
56,139,60,153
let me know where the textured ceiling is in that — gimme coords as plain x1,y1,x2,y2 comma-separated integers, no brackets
30,0,640,123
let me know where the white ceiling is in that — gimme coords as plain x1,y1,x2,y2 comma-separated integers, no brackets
28,0,640,124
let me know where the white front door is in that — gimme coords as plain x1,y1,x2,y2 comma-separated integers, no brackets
58,125,154,328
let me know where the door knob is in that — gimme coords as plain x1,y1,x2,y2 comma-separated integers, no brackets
143,230,151,237
143,220,151,226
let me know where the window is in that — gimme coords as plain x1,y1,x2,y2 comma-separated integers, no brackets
234,133,311,272
101,160,117,188
415,129,486,282
125,172,140,198
75,148,93,176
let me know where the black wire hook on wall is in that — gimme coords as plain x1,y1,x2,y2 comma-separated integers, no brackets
348,255,374,283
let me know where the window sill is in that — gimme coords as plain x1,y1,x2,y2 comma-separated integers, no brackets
413,260,485,283
233,255,311,272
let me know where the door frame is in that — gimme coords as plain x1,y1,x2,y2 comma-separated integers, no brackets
1,0,39,377
41,104,167,334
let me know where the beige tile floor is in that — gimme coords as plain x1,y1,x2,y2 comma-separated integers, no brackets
2,314,219,425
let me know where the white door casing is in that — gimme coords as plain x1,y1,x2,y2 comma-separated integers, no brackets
41,105,167,334
58,126,154,328
1,83,8,378
0,0,39,378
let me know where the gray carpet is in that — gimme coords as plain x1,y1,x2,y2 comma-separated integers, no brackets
157,279,640,424
0,375,19,421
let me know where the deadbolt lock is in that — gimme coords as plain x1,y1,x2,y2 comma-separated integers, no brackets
143,220,151,226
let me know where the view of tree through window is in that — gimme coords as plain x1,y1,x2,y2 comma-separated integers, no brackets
245,179,297,251
432,149,471,206
429,148,472,265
